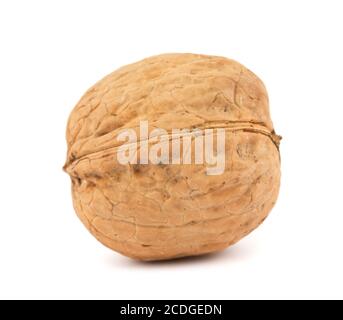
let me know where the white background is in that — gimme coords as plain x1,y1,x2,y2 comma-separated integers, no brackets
0,0,342,300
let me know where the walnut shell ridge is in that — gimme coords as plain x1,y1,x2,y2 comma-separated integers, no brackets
64,53,281,261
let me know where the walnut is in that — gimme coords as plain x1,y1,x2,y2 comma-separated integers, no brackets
64,53,281,261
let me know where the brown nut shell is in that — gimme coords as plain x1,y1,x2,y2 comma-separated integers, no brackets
64,53,281,261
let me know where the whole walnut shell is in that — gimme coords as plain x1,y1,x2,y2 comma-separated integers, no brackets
64,53,281,261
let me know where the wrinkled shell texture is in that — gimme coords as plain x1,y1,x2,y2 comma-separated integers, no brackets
65,53,281,261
